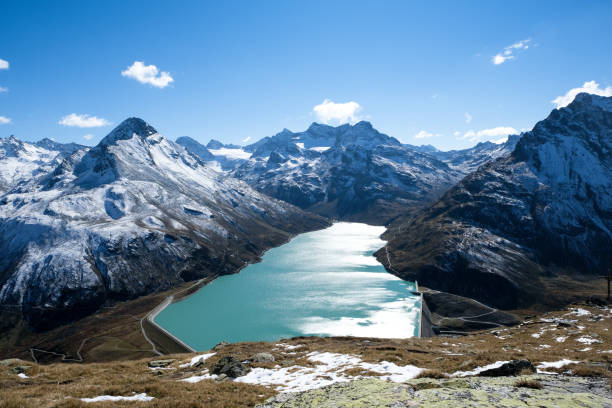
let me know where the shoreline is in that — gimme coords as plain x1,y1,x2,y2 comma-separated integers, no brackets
142,221,426,355
141,221,332,354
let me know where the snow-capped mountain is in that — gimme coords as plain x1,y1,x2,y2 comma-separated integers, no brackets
0,136,86,194
380,93,612,309
0,118,327,330
35,138,87,156
411,135,521,173
177,121,522,223
228,122,462,222
232,122,521,222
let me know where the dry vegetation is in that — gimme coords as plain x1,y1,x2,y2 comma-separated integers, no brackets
513,378,543,389
1,303,610,407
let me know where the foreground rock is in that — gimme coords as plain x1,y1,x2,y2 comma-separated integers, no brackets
212,356,250,378
251,352,275,363
478,360,535,377
257,376,612,407
147,359,175,368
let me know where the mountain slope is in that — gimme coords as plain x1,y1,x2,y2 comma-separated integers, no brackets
0,118,327,331
0,136,72,194
379,93,612,309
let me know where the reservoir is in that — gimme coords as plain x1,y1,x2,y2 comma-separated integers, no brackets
154,222,421,351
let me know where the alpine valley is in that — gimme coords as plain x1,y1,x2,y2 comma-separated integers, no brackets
0,94,610,407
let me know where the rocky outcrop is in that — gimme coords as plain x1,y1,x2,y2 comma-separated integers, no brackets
212,356,250,378
380,93,612,309
478,360,535,377
256,376,612,407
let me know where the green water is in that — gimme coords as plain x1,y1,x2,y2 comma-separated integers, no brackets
155,222,421,351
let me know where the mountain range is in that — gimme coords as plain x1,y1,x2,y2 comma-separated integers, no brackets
0,93,609,333
179,121,519,223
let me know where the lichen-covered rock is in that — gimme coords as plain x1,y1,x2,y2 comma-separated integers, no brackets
147,359,175,368
251,352,275,363
257,375,612,407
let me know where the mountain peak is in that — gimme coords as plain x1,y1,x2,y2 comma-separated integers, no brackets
569,92,612,112
100,117,157,146
307,122,332,131
353,120,373,129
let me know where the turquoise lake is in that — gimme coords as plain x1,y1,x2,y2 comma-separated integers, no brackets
155,222,421,351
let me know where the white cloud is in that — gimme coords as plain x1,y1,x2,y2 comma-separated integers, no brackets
0,59,8,70
242,136,251,143
509,39,531,50
492,39,531,65
121,61,174,88
313,99,362,125
0,86,7,93
492,137,509,144
458,126,518,142
0,116,11,124
464,112,472,124
431,94,438,99
453,131,461,137
59,113,111,128
552,80,612,109
83,134,94,140
492,54,514,65
414,130,440,139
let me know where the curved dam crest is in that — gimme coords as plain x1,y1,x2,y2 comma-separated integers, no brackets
154,222,421,351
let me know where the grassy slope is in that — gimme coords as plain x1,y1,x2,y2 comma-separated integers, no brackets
0,303,610,407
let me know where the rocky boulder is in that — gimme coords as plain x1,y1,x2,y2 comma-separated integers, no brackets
212,356,250,378
478,360,535,377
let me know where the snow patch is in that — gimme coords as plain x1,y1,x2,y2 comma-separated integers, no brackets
209,148,252,160
181,351,422,392
575,336,600,345
536,359,580,372
81,393,154,402
179,352,216,368
451,361,509,377
568,308,591,316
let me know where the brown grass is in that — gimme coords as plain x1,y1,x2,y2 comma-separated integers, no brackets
415,369,449,379
1,303,610,407
514,378,543,389
567,364,608,378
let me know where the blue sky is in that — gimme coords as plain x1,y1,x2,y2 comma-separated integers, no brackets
1,0,611,150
